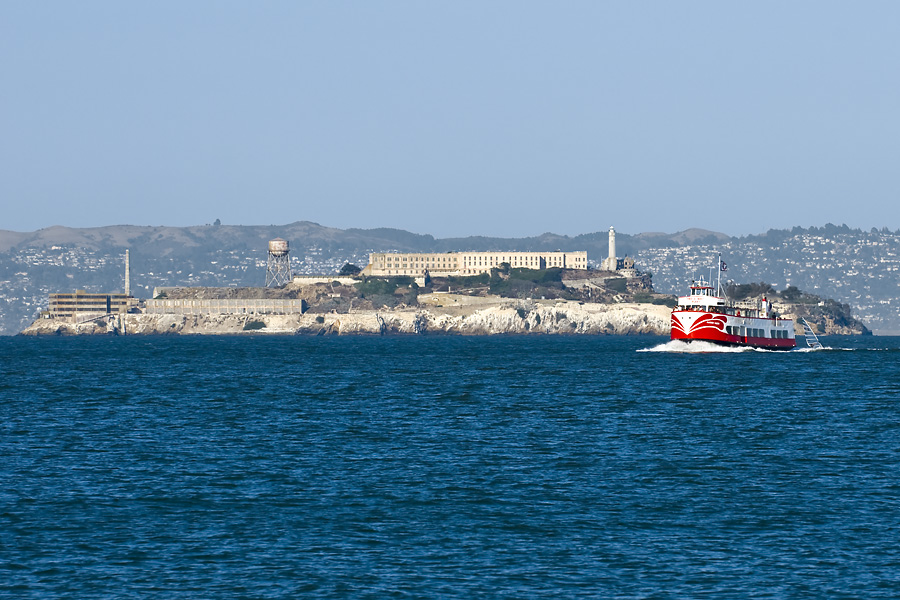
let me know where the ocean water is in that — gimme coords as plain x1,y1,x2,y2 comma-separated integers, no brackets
2,334,900,599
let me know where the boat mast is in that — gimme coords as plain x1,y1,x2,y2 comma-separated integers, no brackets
717,253,722,297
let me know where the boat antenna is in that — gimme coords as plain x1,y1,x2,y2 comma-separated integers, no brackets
717,253,722,297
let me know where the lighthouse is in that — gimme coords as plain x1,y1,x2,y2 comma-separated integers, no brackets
608,226,616,268
602,226,618,271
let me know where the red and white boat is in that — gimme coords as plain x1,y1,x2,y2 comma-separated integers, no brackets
670,257,796,350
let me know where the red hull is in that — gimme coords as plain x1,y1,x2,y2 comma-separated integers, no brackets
671,311,795,350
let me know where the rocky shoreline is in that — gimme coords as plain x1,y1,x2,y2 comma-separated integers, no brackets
20,289,869,337
20,298,672,336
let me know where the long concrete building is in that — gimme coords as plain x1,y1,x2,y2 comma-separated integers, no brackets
362,251,588,277
144,298,307,316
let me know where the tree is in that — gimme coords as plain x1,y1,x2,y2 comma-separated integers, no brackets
779,285,802,302
339,263,362,276
726,282,774,301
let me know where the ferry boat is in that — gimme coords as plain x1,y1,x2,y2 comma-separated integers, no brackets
670,257,796,350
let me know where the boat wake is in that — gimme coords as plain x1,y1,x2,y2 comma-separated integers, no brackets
794,345,842,352
639,340,755,353
641,340,843,353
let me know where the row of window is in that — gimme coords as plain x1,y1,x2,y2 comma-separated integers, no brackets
378,253,585,264
383,253,578,259
375,252,587,276
726,326,790,339
387,262,457,267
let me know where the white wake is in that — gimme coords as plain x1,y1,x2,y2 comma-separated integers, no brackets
638,340,753,353
640,340,839,353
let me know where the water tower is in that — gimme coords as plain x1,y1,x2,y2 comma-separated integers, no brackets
265,238,292,287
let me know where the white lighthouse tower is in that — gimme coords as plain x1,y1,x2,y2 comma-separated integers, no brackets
608,226,616,268
602,226,618,271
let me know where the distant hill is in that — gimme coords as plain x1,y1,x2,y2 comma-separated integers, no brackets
0,221,727,262
632,228,732,247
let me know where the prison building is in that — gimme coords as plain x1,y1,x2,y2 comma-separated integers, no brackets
48,290,137,323
362,251,588,277
144,298,307,316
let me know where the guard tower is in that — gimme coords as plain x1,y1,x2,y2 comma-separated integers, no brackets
265,238,292,287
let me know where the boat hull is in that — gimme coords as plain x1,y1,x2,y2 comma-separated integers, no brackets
671,310,796,350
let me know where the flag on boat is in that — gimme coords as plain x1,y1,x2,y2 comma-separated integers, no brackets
721,262,727,272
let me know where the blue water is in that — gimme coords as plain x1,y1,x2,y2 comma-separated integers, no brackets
2,334,900,598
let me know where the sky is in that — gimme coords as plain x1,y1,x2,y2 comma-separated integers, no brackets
2,2,899,238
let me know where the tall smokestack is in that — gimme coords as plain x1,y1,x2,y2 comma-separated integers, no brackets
125,249,131,296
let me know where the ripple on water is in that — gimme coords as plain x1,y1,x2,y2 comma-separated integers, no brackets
2,335,900,597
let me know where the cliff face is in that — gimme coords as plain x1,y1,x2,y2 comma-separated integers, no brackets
20,299,672,336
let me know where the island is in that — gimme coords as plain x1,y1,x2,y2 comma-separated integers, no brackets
20,267,868,337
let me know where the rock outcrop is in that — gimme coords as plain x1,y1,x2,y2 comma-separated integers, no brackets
20,297,672,336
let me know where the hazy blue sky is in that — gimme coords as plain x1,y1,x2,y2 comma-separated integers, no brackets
2,2,899,238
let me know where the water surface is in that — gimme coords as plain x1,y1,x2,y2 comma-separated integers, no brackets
2,335,899,598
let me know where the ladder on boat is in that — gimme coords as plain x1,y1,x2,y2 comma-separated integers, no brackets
800,318,823,349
